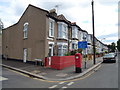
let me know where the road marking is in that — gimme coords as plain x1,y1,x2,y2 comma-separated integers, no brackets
49,85,58,88
6,68,30,78
61,86,67,88
3,64,101,83
67,82,74,86
59,82,65,84
0,76,8,81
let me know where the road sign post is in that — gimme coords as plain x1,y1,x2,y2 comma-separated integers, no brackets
78,41,88,69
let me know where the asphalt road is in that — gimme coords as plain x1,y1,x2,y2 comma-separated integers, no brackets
2,54,119,89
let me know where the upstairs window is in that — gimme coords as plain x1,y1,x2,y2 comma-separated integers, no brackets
49,18,54,37
23,22,28,39
72,26,78,39
58,22,68,39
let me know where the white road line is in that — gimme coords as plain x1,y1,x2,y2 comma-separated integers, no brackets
49,85,58,88
62,86,67,88
67,82,74,86
0,76,8,81
59,82,65,84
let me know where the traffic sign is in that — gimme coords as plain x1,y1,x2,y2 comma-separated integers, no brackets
78,41,88,49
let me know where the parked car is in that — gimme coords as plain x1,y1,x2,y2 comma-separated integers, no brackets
103,54,116,63
109,52,117,57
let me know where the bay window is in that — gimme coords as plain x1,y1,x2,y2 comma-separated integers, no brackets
58,22,68,39
72,26,78,39
57,42,68,56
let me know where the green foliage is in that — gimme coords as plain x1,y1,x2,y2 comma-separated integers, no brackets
108,42,116,52
111,42,116,52
96,52,99,55
117,39,120,52
64,52,71,56
70,50,78,55
64,49,83,56
78,48,82,54
105,51,108,53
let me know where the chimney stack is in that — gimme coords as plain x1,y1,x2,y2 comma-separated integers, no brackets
49,9,57,17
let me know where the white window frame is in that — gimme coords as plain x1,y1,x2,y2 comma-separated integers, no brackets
57,42,68,56
72,26,78,39
23,22,29,39
80,31,83,41
58,22,68,40
48,41,54,56
49,18,54,37
72,41,78,50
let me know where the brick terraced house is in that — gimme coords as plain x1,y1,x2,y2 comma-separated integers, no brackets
2,4,108,63
2,4,72,63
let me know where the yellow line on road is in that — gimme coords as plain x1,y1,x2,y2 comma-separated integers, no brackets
5,68,30,78
4,65,101,83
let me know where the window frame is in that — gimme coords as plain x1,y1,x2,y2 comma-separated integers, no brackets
49,18,55,38
58,22,68,40
23,22,29,39
57,42,68,56
72,26,78,39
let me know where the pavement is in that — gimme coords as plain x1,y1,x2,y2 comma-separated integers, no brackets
1,57,103,81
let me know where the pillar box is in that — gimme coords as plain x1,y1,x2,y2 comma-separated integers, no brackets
75,53,82,73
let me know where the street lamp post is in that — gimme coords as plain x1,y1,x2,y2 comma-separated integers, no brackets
91,0,96,65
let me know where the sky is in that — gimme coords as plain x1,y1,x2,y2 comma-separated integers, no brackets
0,0,119,45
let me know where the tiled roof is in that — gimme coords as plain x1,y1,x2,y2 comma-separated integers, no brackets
57,14,70,23
48,13,70,24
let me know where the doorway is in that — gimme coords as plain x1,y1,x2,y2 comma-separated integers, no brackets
48,44,53,57
23,48,27,63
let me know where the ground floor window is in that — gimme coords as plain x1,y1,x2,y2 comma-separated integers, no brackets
72,43,78,50
58,44,68,56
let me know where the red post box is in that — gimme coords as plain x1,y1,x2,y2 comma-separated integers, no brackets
75,53,82,73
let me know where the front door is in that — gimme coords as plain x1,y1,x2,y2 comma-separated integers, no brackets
48,44,53,57
23,48,27,63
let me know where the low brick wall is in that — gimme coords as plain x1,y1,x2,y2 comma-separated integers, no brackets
51,56,75,70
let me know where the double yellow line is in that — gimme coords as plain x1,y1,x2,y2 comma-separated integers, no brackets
5,65,101,83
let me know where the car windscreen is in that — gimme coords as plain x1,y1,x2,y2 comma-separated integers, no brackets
103,54,114,58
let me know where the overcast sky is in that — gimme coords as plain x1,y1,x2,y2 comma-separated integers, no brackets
0,0,119,45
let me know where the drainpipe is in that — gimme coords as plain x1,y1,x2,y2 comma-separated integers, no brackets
68,25,71,53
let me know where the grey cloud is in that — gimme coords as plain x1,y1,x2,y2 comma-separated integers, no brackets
14,5,25,16
39,2,77,11
97,33,118,39
97,0,119,6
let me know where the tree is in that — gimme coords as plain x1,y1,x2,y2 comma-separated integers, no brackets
108,42,116,52
107,44,111,52
117,39,120,52
111,42,116,52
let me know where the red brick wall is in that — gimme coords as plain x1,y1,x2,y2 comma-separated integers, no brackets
51,56,75,70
